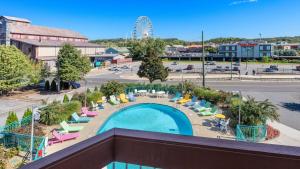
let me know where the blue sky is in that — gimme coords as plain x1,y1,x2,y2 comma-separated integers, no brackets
1,0,300,41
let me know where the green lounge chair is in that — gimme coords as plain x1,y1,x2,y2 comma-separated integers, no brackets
109,95,120,105
194,102,212,112
60,121,84,133
69,113,91,123
198,106,218,116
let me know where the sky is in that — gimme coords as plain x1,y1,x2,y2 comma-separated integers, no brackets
1,0,300,41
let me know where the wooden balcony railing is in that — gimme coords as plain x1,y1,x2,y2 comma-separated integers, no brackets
21,128,300,169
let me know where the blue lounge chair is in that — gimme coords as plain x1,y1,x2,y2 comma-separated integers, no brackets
170,92,181,102
191,100,206,109
184,96,198,107
128,92,136,102
194,101,212,112
69,113,91,123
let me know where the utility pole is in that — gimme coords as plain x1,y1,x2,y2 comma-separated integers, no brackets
202,31,206,87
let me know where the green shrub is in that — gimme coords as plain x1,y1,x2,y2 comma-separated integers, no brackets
86,88,91,93
63,94,70,103
39,101,81,125
177,80,195,94
94,86,98,92
22,108,32,120
71,92,85,105
5,111,19,125
87,91,102,106
100,81,125,98
193,87,230,105
226,96,279,127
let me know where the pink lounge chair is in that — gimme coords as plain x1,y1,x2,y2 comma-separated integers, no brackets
81,107,98,117
48,130,80,146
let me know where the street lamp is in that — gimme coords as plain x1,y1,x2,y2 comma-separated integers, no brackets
201,31,206,87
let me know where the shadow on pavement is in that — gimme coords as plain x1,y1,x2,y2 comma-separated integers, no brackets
280,102,300,112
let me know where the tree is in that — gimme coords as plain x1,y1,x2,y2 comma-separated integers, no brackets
0,46,36,94
63,94,70,103
136,38,169,83
100,81,125,98
22,108,32,120
228,96,279,127
57,44,91,83
5,111,19,125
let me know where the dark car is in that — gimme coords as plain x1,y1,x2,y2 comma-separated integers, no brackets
225,66,230,71
296,66,300,71
70,82,81,89
270,65,279,71
233,67,240,71
205,61,216,65
184,65,194,70
265,68,275,73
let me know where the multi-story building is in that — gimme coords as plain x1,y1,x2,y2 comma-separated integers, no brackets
218,41,273,60
0,16,105,67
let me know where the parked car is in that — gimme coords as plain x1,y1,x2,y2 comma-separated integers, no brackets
205,61,216,65
233,67,240,71
296,66,300,71
166,67,172,72
265,68,276,73
184,65,194,70
171,61,178,65
70,82,81,89
233,62,240,66
212,66,224,72
270,65,279,71
225,66,230,71
121,65,129,69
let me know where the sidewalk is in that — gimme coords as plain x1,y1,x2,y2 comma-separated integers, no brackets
265,120,300,147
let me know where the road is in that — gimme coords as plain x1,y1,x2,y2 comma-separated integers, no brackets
1,67,300,131
85,71,300,130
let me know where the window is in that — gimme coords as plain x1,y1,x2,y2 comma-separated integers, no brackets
232,52,236,57
225,46,229,51
267,46,271,50
231,46,236,51
225,53,229,57
259,46,264,50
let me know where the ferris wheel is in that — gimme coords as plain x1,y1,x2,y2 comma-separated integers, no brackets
133,16,153,39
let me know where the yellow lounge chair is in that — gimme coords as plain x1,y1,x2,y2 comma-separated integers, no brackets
177,94,191,104
120,93,129,103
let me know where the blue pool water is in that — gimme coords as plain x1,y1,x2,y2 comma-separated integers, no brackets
97,103,193,169
97,103,193,135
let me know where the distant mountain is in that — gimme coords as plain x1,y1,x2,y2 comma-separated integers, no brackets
90,36,300,47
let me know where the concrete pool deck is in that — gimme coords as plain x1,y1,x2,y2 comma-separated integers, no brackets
46,96,234,155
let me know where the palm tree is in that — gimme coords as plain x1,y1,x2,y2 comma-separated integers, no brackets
229,96,279,126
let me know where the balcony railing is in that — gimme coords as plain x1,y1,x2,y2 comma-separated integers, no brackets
21,128,300,169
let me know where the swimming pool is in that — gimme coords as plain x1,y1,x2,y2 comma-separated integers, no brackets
97,103,193,136
97,103,193,169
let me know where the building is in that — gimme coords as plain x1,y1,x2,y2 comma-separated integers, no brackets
218,41,274,60
0,16,105,67
275,42,300,50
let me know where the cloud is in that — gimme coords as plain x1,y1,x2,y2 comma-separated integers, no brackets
230,0,258,6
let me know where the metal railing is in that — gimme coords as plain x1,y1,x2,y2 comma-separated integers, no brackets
21,128,300,169
236,125,267,142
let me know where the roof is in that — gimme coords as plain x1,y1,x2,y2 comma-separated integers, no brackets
10,24,87,39
1,16,31,23
11,38,104,47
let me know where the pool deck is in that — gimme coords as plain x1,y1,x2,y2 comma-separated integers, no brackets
46,96,234,155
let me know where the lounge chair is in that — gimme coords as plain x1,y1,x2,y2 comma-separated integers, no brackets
191,100,206,110
177,94,191,104
48,130,80,145
109,95,120,105
197,106,218,116
170,92,181,102
91,101,98,110
81,107,98,117
69,112,91,123
220,118,230,133
194,102,212,112
60,121,83,133
128,92,136,102
120,93,129,103
184,96,198,107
